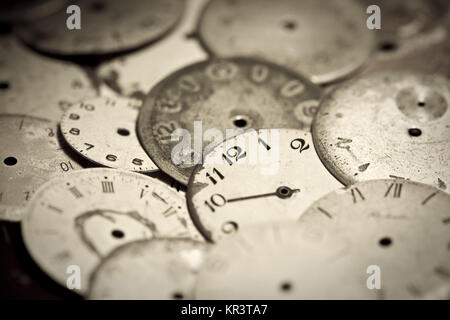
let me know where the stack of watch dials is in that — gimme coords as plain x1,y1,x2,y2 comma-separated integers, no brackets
0,0,449,300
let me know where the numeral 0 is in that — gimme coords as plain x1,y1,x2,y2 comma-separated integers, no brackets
204,194,226,212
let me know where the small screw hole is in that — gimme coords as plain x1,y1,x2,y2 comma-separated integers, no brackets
280,282,292,292
379,237,392,247
111,229,125,239
172,292,184,299
379,42,397,52
408,128,422,137
117,128,130,136
233,118,247,128
0,81,10,90
3,157,17,166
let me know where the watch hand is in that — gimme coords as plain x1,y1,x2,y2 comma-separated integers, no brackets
227,186,300,203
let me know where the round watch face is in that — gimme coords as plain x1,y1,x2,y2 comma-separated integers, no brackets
0,114,84,222
197,0,375,84
16,0,185,56
137,57,322,185
89,238,209,300
313,70,450,192
61,96,158,173
195,180,450,299
22,168,202,295
187,129,342,242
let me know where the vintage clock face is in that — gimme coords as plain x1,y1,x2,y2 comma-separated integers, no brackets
137,57,322,184
313,71,450,193
187,129,342,242
89,238,209,300
16,0,185,56
198,0,375,84
22,168,202,295
195,180,450,299
61,96,158,173
0,114,84,221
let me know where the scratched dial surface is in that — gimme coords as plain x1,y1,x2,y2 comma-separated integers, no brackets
196,181,450,299
16,0,185,56
61,97,158,173
0,36,96,121
313,71,450,192
22,168,201,295
198,0,375,84
0,115,83,222
89,238,209,300
187,129,342,242
137,57,322,185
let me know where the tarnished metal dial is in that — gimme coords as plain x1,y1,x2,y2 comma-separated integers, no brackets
61,97,158,173
313,71,450,192
0,115,84,222
138,57,323,185
89,238,209,299
16,0,185,56
99,0,209,98
197,0,375,84
22,168,202,295
196,181,450,299
0,36,96,121
187,129,342,242
0,0,68,23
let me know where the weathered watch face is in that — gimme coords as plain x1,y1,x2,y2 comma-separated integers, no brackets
195,180,450,299
0,36,96,121
313,71,450,192
16,0,185,56
89,238,209,300
197,0,375,84
61,96,158,173
187,129,342,242
22,168,202,295
137,57,322,185
98,0,209,99
0,115,84,222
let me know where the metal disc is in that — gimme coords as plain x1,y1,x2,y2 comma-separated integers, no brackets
98,0,209,98
61,97,158,173
137,57,323,185
0,114,84,222
22,168,202,295
0,36,96,121
197,0,375,84
16,0,185,56
313,71,450,192
195,181,450,299
89,238,209,299
187,129,342,242
0,0,68,23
